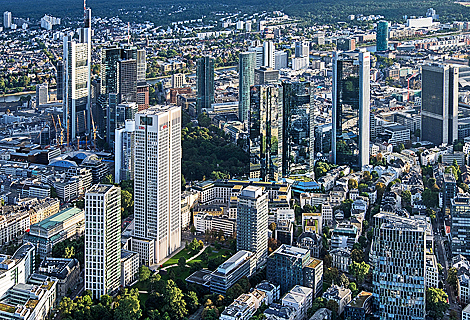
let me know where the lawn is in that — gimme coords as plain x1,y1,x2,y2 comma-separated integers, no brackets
162,248,197,267
160,266,192,281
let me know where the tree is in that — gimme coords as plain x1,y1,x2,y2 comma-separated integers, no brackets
114,289,142,320
422,189,438,208
197,112,211,128
188,238,199,252
121,189,133,217
178,256,186,269
101,174,114,185
339,273,349,288
351,248,364,263
375,182,386,199
348,178,358,190
64,246,75,259
184,291,199,313
162,280,188,319
348,282,357,295
268,222,276,233
139,265,151,282
349,261,370,283
363,171,372,182
426,287,449,319
401,190,411,204
447,267,458,287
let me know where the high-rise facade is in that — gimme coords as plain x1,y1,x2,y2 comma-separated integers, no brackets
118,59,137,103
332,50,370,168
115,120,135,183
236,186,268,270
421,63,458,146
249,84,283,181
254,67,280,85
136,49,146,82
196,56,215,115
451,194,470,257
263,41,275,69
56,61,64,101
36,83,48,106
239,52,256,123
133,106,181,265
85,184,121,299
274,51,288,70
372,214,426,319
282,81,312,176
376,21,389,52
295,42,310,58
63,7,92,143
3,11,11,29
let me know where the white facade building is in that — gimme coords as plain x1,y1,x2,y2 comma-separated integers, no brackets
133,106,181,265
85,184,121,299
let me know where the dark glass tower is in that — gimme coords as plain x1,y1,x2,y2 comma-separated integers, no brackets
376,20,389,52
196,56,215,115
332,50,370,168
249,84,283,181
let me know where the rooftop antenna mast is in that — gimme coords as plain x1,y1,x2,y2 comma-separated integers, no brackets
128,22,130,45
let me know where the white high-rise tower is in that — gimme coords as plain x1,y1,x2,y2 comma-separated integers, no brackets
63,6,92,143
133,106,181,265
85,184,121,299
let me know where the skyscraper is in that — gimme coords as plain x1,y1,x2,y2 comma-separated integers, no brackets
254,67,279,85
63,6,92,143
451,194,470,257
282,81,312,176
63,36,90,141
133,106,181,265
136,49,147,82
56,61,64,101
239,52,256,122
85,184,121,299
372,214,426,319
263,41,275,68
196,56,215,115
118,59,137,103
115,120,135,183
295,42,310,58
36,83,48,106
332,50,370,168
376,21,389,52
421,63,458,146
3,11,11,29
237,186,268,270
249,84,283,181
274,51,288,70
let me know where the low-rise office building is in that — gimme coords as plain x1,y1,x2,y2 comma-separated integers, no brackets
24,207,85,259
37,257,80,299
211,250,254,295
121,250,139,287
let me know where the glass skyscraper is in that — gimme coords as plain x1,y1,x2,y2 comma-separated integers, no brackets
332,50,370,168
282,81,312,176
239,52,256,123
421,63,458,146
249,84,283,181
196,56,215,115
372,214,426,319
376,20,389,52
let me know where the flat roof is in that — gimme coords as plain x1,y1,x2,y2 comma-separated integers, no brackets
32,207,83,231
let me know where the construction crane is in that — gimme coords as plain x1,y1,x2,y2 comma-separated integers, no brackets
90,109,97,150
51,115,58,147
57,115,64,147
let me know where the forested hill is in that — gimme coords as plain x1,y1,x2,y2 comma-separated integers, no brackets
1,0,469,25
